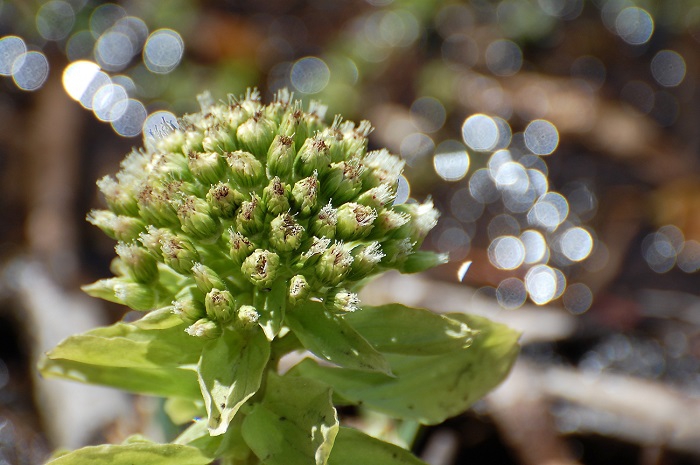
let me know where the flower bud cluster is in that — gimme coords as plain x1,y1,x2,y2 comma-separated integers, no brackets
85,89,442,338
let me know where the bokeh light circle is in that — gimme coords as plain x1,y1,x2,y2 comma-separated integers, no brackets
651,50,686,87
0,36,27,76
562,283,593,315
560,227,594,262
143,29,184,74
524,119,559,155
462,114,499,151
525,265,558,305
488,236,525,270
290,56,330,94
12,51,49,91
615,7,654,45
433,140,470,181
36,1,75,41
111,98,147,137
496,278,527,310
485,39,522,76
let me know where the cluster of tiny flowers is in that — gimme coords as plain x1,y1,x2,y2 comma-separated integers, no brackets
85,89,439,338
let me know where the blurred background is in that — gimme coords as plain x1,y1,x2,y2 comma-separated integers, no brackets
0,0,699,464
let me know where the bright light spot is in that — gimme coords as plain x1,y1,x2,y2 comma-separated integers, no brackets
528,169,549,197
433,140,470,181
560,227,593,262
524,119,559,155
528,192,569,231
488,236,525,270
457,261,472,282
651,50,686,87
563,283,593,315
12,51,49,91
462,114,499,151
469,168,500,204
143,29,184,74
525,265,558,305
96,30,134,71
0,36,26,76
62,60,113,110
494,161,529,194
485,39,522,76
520,230,547,264
497,278,527,309
291,56,330,94
111,99,147,137
493,117,512,149
92,83,128,121
143,110,178,148
394,175,410,205
615,7,654,45
410,96,446,133
36,1,75,41
400,133,434,166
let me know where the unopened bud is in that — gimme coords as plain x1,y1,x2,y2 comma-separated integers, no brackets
322,160,363,203
356,183,396,210
266,134,296,179
113,281,156,311
96,175,139,216
236,113,277,157
177,196,221,243
173,289,206,324
185,318,221,339
225,150,265,189
336,203,376,241
279,108,308,149
381,238,414,265
202,126,236,153
161,235,200,274
393,199,440,245
206,182,244,218
87,210,145,242
288,275,309,306
205,288,235,322
370,209,410,239
235,305,260,330
291,172,319,217
262,177,291,216
235,194,265,236
316,242,353,286
341,120,372,157
269,213,305,253
294,138,331,179
192,263,227,294
115,242,158,283
241,249,280,288
361,149,405,188
348,241,384,280
327,289,359,314
188,151,226,185
229,231,255,266
310,202,337,239
137,185,179,227
299,236,330,268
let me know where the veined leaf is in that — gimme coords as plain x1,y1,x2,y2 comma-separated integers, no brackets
46,435,212,465
344,303,475,355
286,300,391,374
292,313,519,424
260,279,287,340
197,327,270,436
328,427,427,465
38,308,204,398
242,373,338,465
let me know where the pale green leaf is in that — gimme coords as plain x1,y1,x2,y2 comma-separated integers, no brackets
292,313,519,424
241,373,338,465
38,308,204,398
343,304,475,355
197,327,270,436
260,280,287,340
286,300,391,374
396,251,448,274
328,427,427,465
46,437,212,465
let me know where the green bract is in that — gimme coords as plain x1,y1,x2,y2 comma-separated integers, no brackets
39,89,519,465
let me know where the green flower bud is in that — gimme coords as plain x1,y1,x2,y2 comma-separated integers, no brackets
239,88,262,115
294,137,331,178
235,194,265,236
348,241,384,280
262,176,291,216
322,160,363,203
173,293,206,325
291,172,319,217
229,230,255,266
82,277,129,304
394,199,440,245
87,210,145,242
266,134,296,179
150,151,193,182
327,288,359,314
288,275,309,306
206,182,244,218
205,288,235,322
236,113,277,157
225,150,265,189
187,151,226,185
96,175,139,216
177,196,221,243
336,203,377,241
341,120,372,157
182,129,205,154
235,305,260,330
356,184,396,210
161,235,200,274
202,126,236,153
381,238,414,265
299,236,330,268
279,107,308,149
269,213,305,253
192,263,227,294
319,123,345,162
241,249,280,288
310,202,337,239
264,89,291,124
138,226,171,257
115,242,158,283
361,149,405,188
114,281,156,311
370,209,409,239
137,185,179,227
185,318,221,339
316,242,353,286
